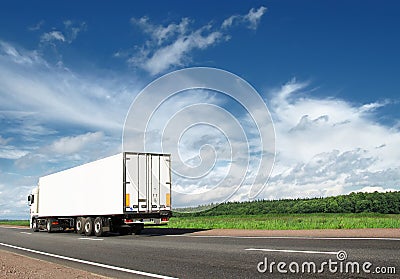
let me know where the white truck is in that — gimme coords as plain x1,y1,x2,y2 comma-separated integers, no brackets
27,152,172,236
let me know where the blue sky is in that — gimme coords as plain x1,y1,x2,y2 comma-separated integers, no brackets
1,1,399,218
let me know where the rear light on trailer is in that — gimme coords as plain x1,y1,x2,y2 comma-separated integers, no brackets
161,217,169,222
52,221,59,225
124,219,133,224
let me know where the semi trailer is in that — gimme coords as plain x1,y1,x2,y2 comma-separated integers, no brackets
27,152,172,236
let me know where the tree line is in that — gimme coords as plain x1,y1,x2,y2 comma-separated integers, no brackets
174,191,400,216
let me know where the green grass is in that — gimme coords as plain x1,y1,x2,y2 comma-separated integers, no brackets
166,213,400,230
0,220,30,226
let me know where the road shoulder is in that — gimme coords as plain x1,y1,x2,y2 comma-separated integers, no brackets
0,249,108,279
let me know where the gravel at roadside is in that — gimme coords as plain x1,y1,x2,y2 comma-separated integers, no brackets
0,249,109,279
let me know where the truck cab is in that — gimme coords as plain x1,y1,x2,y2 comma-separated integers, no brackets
27,186,39,229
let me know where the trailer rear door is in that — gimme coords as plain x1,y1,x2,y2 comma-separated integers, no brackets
124,153,171,213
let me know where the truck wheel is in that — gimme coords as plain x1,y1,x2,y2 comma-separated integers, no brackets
84,217,94,236
76,217,84,234
46,219,53,233
94,217,104,237
32,219,39,232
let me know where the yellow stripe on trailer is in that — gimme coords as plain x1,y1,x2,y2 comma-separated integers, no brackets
166,193,171,207
125,193,130,207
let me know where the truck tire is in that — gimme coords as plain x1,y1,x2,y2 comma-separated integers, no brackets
94,217,104,237
32,219,39,232
46,218,53,233
76,217,84,234
84,217,94,236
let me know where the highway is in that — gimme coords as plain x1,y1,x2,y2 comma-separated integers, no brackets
0,226,399,278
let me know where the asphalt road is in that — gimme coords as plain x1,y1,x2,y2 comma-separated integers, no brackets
0,226,399,278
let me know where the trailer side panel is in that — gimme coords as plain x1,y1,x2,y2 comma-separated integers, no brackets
38,153,123,217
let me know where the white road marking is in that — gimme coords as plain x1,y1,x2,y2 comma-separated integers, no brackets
182,235,400,241
246,248,339,256
0,242,178,279
78,237,104,241
20,232,32,235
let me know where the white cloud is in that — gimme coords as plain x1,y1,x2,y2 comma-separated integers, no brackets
128,6,266,75
245,6,268,29
0,41,134,132
13,131,118,171
40,31,65,43
262,80,400,199
222,6,267,30
49,132,104,155
139,29,223,75
359,100,390,113
39,20,86,47
0,41,44,65
129,17,224,75
0,135,29,160
0,147,28,160
131,17,190,46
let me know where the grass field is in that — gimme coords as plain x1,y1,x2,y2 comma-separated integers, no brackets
2,213,399,230
0,220,29,226
166,213,400,230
